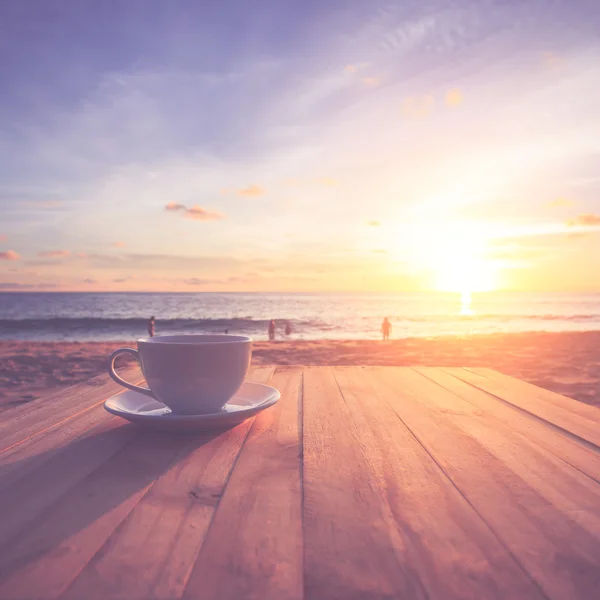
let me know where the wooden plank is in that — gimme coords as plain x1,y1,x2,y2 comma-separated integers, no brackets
0,407,117,492
0,366,271,492
182,366,303,600
473,367,600,421
0,366,270,449
0,367,143,453
0,366,142,425
411,368,600,537
0,369,272,598
447,367,600,448
60,365,277,600
372,367,600,600
0,419,136,547
302,366,428,599
415,367,600,483
0,431,189,600
248,365,276,385
330,366,545,599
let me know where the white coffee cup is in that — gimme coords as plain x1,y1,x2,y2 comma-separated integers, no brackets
108,334,252,415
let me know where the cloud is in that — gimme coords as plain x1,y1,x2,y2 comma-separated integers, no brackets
0,282,58,290
548,198,573,207
183,275,256,286
83,278,97,284
0,250,20,260
186,205,224,221
37,249,71,258
76,251,88,258
237,184,265,197
445,88,463,107
220,185,265,197
362,77,381,87
367,221,381,226
112,241,126,247
81,253,122,267
0,235,6,242
567,213,600,227
83,252,250,271
542,51,565,71
165,202,187,211
401,94,435,119
25,259,65,267
113,275,136,283
164,202,224,221
372,249,387,254
23,200,63,208
184,277,219,286
343,62,369,74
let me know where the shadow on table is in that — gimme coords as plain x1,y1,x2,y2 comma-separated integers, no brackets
0,423,232,579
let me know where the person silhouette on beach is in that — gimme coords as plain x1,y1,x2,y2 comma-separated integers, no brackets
381,317,391,341
285,323,292,336
148,315,155,338
268,320,276,341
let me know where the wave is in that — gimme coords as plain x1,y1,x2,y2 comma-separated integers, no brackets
0,317,310,333
1,313,600,332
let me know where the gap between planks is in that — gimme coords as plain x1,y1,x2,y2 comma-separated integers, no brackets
0,368,145,454
0,366,277,600
371,366,600,600
446,367,600,452
414,367,600,483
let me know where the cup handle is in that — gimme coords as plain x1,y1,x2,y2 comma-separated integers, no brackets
108,348,155,398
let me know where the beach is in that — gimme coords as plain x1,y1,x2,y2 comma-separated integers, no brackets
2,331,599,410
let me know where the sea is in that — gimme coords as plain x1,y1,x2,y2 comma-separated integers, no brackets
1,291,600,342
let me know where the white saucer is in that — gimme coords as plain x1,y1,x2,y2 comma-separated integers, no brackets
104,382,280,431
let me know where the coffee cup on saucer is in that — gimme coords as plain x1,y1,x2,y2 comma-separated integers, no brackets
108,334,252,415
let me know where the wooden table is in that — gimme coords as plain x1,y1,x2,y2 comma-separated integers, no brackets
1,366,599,600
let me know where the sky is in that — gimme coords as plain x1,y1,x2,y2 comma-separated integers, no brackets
1,0,600,293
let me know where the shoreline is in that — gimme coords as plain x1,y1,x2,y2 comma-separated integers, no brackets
2,330,600,410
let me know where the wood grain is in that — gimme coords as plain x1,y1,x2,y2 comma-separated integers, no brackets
0,407,119,492
474,368,600,421
373,367,600,600
0,367,270,492
0,430,184,600
415,367,600,482
0,419,136,548
331,366,546,600
411,368,600,538
302,366,429,600
0,365,273,600
182,366,303,600
61,366,276,600
447,367,600,448
0,367,143,453
1,365,599,600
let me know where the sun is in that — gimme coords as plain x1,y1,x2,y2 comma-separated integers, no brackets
434,249,497,293
400,219,499,294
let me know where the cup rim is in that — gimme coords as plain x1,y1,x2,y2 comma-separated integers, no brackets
138,334,252,345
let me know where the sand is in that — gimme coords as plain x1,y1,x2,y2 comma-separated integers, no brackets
2,331,600,411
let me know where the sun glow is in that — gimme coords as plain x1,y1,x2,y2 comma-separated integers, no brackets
434,247,497,293
403,219,499,294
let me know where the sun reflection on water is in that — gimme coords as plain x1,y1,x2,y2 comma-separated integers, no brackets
460,290,475,316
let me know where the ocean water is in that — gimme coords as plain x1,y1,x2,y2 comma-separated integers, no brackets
1,291,600,342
